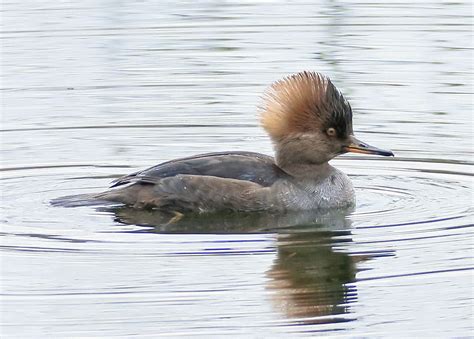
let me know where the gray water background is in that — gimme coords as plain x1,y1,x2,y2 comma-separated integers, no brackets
1,0,473,337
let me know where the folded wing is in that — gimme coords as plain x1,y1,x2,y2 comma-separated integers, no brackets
111,151,288,188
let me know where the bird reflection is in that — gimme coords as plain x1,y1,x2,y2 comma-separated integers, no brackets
268,228,359,323
106,206,364,322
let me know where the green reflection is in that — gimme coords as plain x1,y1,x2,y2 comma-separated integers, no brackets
107,206,360,321
268,227,357,321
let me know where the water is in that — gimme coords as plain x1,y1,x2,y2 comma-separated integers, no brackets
1,0,473,337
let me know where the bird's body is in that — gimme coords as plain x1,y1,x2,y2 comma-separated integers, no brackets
54,71,392,213
96,151,354,212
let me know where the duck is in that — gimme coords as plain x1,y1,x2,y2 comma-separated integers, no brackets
84,71,394,213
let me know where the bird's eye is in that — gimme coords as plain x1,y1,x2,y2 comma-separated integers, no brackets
327,127,337,137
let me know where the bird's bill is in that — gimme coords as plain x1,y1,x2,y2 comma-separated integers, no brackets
343,135,394,157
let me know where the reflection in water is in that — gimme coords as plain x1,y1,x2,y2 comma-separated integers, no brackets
269,229,357,323
107,205,352,234
108,205,365,322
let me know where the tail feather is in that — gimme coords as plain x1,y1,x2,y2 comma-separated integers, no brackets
50,192,120,208
51,185,149,208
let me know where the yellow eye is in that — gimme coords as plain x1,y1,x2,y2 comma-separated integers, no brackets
327,127,336,137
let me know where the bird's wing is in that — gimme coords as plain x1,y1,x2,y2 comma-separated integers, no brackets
110,151,288,188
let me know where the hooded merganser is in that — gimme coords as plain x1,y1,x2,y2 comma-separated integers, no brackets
90,71,393,212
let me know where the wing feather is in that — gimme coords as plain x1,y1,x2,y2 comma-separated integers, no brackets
111,151,288,188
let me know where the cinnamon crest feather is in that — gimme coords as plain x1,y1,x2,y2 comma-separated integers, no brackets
260,71,353,140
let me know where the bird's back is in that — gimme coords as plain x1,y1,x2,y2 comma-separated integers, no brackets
111,151,288,188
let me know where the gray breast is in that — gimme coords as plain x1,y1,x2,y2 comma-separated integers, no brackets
275,168,355,210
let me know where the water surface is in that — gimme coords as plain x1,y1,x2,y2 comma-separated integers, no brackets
1,1,473,337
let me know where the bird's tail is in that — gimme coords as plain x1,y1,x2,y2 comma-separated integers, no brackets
50,191,120,208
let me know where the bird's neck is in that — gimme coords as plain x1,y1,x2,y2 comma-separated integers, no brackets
273,136,333,178
276,158,333,180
